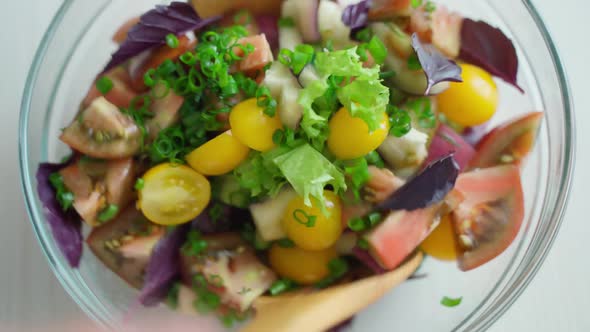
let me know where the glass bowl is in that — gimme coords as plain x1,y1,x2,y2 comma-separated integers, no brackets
19,0,575,331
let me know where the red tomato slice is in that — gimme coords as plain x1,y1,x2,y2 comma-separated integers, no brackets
367,205,440,270
87,207,164,289
451,165,524,271
469,112,543,169
83,67,137,109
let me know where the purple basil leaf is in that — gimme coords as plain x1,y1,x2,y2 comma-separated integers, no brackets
424,124,475,172
191,203,247,234
376,154,459,212
36,160,83,268
460,19,523,93
410,33,463,95
342,0,372,30
352,247,385,274
139,224,189,306
103,2,220,72
256,15,279,51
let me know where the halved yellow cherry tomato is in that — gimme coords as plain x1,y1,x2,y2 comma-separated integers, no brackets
328,107,390,160
420,214,457,261
282,191,342,251
138,163,211,226
185,130,250,176
229,98,282,152
269,244,337,285
436,64,498,127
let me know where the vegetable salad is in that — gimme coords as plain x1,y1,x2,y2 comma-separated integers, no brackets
36,0,543,330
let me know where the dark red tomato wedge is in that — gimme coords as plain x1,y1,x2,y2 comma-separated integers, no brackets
367,204,441,270
369,0,413,20
146,84,184,141
87,206,164,288
60,97,142,159
180,233,276,311
451,165,524,271
130,36,197,92
469,112,543,169
424,124,475,171
82,67,137,109
105,158,137,209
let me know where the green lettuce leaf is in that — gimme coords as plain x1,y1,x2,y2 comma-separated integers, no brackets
337,78,390,131
234,151,287,198
273,144,347,211
297,47,390,143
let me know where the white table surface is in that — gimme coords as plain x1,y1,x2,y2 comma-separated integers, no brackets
1,0,588,331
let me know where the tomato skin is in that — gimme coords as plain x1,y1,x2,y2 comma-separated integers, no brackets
420,214,458,261
367,205,440,270
87,206,164,289
138,163,211,226
268,245,337,285
469,112,543,169
451,165,524,271
282,191,343,251
186,130,250,176
436,64,498,127
328,108,390,160
229,98,283,152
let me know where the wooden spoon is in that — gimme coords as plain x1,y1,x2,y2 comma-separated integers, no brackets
241,252,423,332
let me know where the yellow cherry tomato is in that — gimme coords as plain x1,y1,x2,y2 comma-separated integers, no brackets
282,191,343,251
269,244,337,285
436,64,498,127
185,130,250,176
138,163,211,226
229,98,282,152
327,107,390,160
420,214,458,261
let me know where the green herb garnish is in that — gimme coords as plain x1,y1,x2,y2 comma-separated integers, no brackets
277,238,295,248
98,204,119,223
278,17,295,28
48,172,75,211
315,258,350,289
96,76,114,95
293,209,317,227
441,296,462,307
183,230,208,256
269,278,297,296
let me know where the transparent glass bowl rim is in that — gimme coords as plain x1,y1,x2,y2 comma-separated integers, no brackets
18,0,576,331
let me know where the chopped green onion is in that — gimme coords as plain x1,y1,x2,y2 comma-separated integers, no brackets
134,178,144,190
183,230,209,256
425,1,437,12
269,278,296,296
293,209,317,227
411,0,423,8
355,28,373,43
272,129,285,145
367,36,387,65
166,33,179,48
316,258,349,289
367,212,382,226
379,70,396,79
278,17,295,28
48,172,75,211
96,76,113,95
98,204,119,223
233,9,252,24
441,296,462,307
357,238,369,250
388,106,412,137
407,53,423,70
166,283,181,309
277,238,295,248
348,217,367,232
254,232,271,250
365,151,385,168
